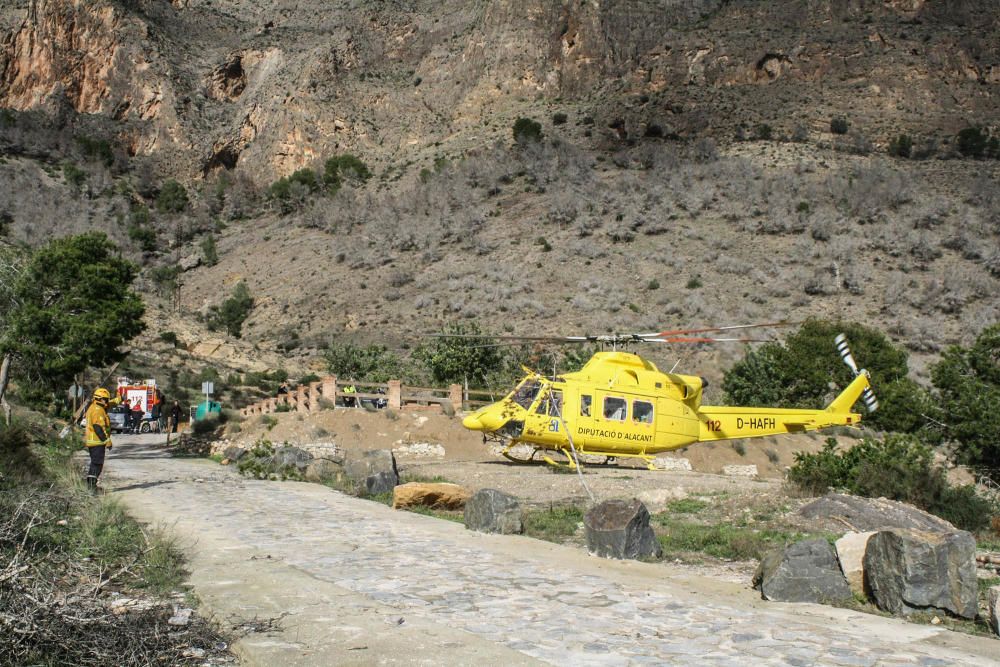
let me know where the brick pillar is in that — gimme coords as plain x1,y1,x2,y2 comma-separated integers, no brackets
449,384,463,413
296,385,309,413
321,375,338,409
264,398,276,414
308,381,322,413
387,380,402,410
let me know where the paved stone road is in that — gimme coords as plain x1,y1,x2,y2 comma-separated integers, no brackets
107,437,997,666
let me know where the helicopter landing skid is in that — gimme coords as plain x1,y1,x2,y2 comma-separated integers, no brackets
499,443,545,464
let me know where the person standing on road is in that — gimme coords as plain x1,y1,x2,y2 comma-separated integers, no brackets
84,388,114,492
170,400,182,433
131,398,144,433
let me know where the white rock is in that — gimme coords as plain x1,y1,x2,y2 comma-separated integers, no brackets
652,457,692,471
721,464,758,478
836,531,876,595
635,487,690,513
168,607,193,626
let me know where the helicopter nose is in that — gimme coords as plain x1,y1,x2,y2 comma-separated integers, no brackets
462,414,483,431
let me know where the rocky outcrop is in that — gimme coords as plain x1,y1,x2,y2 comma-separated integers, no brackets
754,539,852,604
584,499,661,560
392,482,471,510
863,529,978,619
463,489,523,534
798,493,958,534
835,531,876,596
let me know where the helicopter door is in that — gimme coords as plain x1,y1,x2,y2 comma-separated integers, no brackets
521,387,565,446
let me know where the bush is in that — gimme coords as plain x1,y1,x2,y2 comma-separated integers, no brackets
158,331,179,347
324,343,405,383
956,127,988,158
888,134,912,158
722,319,926,433
206,281,253,338
830,117,849,135
127,223,157,252
930,323,1000,469
552,112,568,126
414,322,504,385
324,154,371,188
191,416,221,436
77,136,114,167
788,436,992,532
753,123,773,141
200,235,218,266
513,117,543,144
155,180,188,213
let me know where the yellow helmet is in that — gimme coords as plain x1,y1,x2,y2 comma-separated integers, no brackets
93,388,112,400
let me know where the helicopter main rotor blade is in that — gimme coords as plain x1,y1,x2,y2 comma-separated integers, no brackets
647,320,798,338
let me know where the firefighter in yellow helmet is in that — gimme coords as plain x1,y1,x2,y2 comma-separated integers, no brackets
84,388,115,492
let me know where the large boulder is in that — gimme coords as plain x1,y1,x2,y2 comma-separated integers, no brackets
464,489,523,534
988,586,1000,637
273,446,313,471
304,459,343,484
863,528,977,619
798,493,957,534
345,449,398,483
835,531,876,596
753,539,852,603
584,499,662,560
392,482,472,510
222,445,246,462
364,471,398,496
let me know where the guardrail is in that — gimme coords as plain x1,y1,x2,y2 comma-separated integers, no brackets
239,376,491,418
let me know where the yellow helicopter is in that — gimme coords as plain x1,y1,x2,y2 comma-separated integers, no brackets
460,325,877,469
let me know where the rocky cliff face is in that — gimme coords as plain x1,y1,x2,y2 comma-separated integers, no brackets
1,0,996,181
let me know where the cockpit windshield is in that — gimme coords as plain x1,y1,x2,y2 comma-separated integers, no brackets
510,379,542,409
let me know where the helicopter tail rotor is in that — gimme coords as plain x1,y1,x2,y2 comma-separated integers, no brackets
834,334,878,413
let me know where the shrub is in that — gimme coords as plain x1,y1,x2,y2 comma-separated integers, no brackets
155,180,188,213
830,117,849,135
324,343,405,383
414,322,504,385
552,112,568,125
753,123,773,141
127,223,157,252
77,136,114,167
191,416,221,436
930,323,1000,470
722,319,927,433
62,162,86,188
686,276,702,289
788,436,991,532
888,134,912,158
200,235,218,266
513,117,543,144
206,281,253,338
956,127,988,158
158,331,180,347
149,265,180,297
647,279,660,291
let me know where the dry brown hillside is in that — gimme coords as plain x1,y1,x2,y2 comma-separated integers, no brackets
1,0,999,390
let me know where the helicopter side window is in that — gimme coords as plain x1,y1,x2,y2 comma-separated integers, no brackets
535,390,564,416
511,380,542,409
580,394,592,417
632,400,654,424
603,396,626,422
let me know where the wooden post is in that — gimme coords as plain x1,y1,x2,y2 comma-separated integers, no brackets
448,384,463,413
387,380,402,410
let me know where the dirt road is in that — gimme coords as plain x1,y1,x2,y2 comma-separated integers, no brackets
107,435,998,666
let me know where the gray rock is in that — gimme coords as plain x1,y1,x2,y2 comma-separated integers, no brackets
304,459,342,484
273,446,313,471
584,499,662,560
753,539,852,603
222,445,246,462
798,493,957,534
863,528,978,619
178,254,201,271
464,488,523,534
168,607,193,626
345,449,398,482
989,585,1000,636
364,471,398,496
